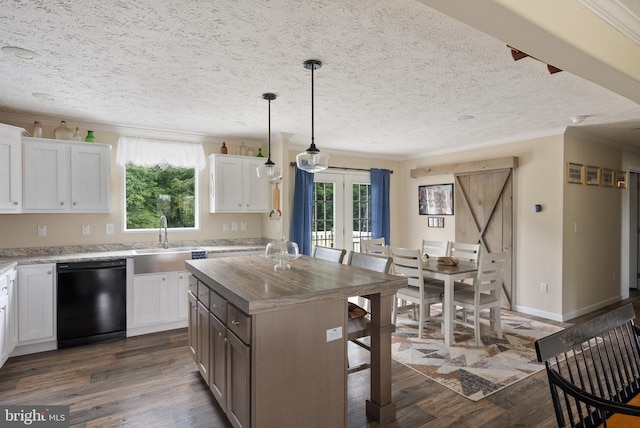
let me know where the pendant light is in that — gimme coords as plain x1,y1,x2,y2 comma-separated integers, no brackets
256,92,283,182
296,59,329,173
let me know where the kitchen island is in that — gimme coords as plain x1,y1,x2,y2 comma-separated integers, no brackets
185,254,406,428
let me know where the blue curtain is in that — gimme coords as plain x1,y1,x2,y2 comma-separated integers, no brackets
290,166,314,255
371,168,391,244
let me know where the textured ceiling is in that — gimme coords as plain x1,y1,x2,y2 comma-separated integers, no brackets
1,0,640,159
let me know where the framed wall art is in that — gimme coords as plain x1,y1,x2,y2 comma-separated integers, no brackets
585,165,601,186
428,217,445,228
419,184,454,215
566,162,583,184
602,168,614,187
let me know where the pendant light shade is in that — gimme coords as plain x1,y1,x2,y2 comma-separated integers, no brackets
256,92,283,182
296,59,329,173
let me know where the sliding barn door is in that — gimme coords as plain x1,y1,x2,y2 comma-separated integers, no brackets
455,169,513,309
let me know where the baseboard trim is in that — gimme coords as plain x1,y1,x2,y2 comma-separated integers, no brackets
127,320,188,337
514,295,623,322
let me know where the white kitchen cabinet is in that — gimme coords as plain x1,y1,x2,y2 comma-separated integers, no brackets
0,124,24,213
128,271,189,336
17,264,55,344
0,267,17,367
208,154,269,213
23,138,110,213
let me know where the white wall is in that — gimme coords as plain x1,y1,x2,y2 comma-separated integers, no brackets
401,134,566,319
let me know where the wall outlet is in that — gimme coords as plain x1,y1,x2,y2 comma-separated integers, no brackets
326,326,343,342
223,222,229,232
540,282,548,293
37,225,46,236
241,222,247,231
105,223,115,235
82,224,90,235
232,222,238,231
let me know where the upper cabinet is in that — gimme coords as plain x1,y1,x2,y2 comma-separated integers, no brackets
0,124,24,213
23,138,111,213
209,154,269,213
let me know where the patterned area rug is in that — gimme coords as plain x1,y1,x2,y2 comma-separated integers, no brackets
391,307,564,401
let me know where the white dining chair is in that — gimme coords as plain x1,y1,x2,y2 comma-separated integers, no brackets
361,238,389,256
391,247,443,339
421,240,451,287
452,251,507,346
312,245,347,263
451,242,481,290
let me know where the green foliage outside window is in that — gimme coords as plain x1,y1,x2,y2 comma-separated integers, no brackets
125,164,196,230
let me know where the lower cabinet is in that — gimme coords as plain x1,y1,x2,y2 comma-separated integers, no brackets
190,275,251,428
129,270,189,336
0,268,17,368
17,264,55,344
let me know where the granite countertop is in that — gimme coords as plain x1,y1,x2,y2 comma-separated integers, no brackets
0,239,269,275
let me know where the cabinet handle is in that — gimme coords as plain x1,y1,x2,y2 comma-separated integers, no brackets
13,201,17,205
1,287,7,293
47,271,52,275
218,332,224,338
60,202,64,206
73,202,77,205
212,303,219,308
162,277,166,281
224,336,230,343
231,320,240,326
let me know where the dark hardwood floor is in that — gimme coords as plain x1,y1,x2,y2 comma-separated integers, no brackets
2,291,639,428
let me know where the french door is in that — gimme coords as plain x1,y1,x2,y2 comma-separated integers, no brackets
313,172,371,252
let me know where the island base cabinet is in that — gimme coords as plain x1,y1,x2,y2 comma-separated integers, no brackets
226,330,250,428
251,300,347,428
196,301,210,382
187,292,197,360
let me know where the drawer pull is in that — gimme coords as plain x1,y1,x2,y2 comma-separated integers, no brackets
212,303,220,308
224,336,230,343
218,332,224,338
231,320,240,326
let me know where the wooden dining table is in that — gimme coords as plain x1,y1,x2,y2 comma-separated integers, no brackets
421,259,478,346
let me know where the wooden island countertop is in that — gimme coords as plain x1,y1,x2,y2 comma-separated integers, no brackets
185,254,406,315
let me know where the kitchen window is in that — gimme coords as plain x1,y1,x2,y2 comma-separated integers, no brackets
123,164,198,230
116,136,205,231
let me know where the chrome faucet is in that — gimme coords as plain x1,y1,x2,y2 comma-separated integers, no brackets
158,215,169,248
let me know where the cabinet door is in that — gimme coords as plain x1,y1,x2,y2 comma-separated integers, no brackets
6,269,17,356
196,301,210,382
210,155,243,212
188,292,198,361
209,311,227,410
131,273,170,326
226,330,250,428
0,129,22,212
70,144,110,212
17,264,55,343
177,272,189,320
243,158,269,212
23,141,68,211
0,281,8,367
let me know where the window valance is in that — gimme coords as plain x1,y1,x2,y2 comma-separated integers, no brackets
116,136,206,170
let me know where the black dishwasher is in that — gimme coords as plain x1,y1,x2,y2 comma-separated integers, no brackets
56,259,127,348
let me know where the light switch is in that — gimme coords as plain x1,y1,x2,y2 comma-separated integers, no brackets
105,223,115,235
241,222,247,231
37,225,46,236
223,222,229,232
232,222,238,231
82,224,90,235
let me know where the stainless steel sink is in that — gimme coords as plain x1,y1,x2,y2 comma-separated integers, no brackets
133,247,204,274
133,246,203,255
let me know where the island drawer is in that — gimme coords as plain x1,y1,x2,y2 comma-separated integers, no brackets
188,274,198,296
209,290,227,321
227,304,251,344
197,283,210,309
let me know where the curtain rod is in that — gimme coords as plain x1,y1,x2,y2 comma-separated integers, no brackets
288,162,393,174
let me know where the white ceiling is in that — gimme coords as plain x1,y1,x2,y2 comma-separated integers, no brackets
1,0,640,159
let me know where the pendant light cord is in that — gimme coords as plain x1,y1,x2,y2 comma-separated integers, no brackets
310,61,315,149
267,96,272,162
